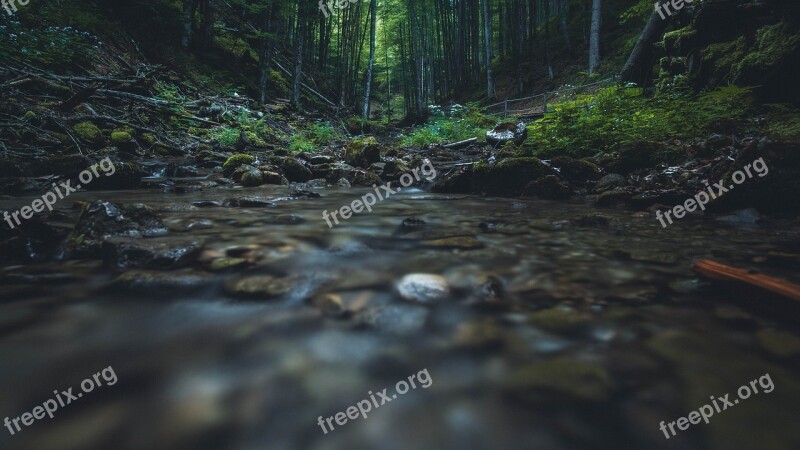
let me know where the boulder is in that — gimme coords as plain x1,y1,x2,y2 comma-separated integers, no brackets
486,122,527,147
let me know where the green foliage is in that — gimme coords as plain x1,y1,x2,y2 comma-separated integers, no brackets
619,0,652,25
0,18,100,67
288,123,342,153
523,85,755,158
402,105,497,147
762,104,800,139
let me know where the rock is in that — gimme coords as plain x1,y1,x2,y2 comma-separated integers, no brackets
486,122,527,147
756,329,800,357
549,156,601,183
208,257,250,272
108,270,213,293
110,130,135,151
85,162,143,190
432,166,473,193
306,178,328,189
420,236,484,250
344,137,382,168
396,274,450,304
529,306,593,332
471,158,554,196
522,175,571,199
262,171,286,185
222,154,256,177
224,274,297,299
222,197,274,208
280,157,313,182
72,121,105,148
351,170,383,187
66,201,166,257
337,177,351,188
310,293,345,317
595,189,632,207
33,155,92,177
506,357,614,401
240,169,264,187
102,238,203,269
607,141,665,175
363,304,429,334
594,174,626,193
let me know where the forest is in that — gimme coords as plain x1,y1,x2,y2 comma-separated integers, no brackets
1,0,800,449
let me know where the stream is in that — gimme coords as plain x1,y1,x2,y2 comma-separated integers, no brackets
1,185,800,449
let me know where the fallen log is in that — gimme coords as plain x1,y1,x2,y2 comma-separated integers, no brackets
442,137,477,149
693,259,800,302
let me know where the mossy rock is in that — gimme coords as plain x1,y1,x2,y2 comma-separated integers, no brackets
507,357,614,402
550,156,601,183
471,157,553,196
522,175,572,200
73,121,105,148
140,133,157,145
241,169,264,187
344,137,382,168
111,131,133,144
280,157,313,182
223,154,256,177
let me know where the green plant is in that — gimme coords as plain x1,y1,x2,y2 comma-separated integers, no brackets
0,18,100,67
402,106,497,147
523,85,755,158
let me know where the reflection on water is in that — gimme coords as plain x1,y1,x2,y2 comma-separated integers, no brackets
1,185,800,450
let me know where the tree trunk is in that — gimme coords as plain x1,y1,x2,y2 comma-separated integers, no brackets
620,0,671,86
180,0,198,49
363,0,377,119
197,0,215,49
588,0,601,74
258,3,277,104
292,2,305,109
481,0,495,100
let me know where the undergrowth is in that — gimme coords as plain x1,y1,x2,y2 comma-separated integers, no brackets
522,85,756,158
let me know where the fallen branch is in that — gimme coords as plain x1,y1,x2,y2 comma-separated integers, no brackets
442,137,477,149
693,259,800,302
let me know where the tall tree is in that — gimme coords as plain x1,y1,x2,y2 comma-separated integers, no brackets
363,0,378,118
588,0,602,73
481,0,495,100
620,0,671,86
292,0,306,108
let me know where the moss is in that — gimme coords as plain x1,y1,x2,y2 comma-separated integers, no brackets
73,121,104,145
702,37,748,82
240,169,264,187
111,131,133,144
733,22,800,84
344,137,381,168
662,26,697,54
23,111,37,120
140,133,156,145
223,154,256,177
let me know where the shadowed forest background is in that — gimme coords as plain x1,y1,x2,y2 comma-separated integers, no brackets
1,0,800,449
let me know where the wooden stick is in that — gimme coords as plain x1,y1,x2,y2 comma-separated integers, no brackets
693,259,800,302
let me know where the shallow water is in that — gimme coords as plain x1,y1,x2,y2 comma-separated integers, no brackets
1,185,800,450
